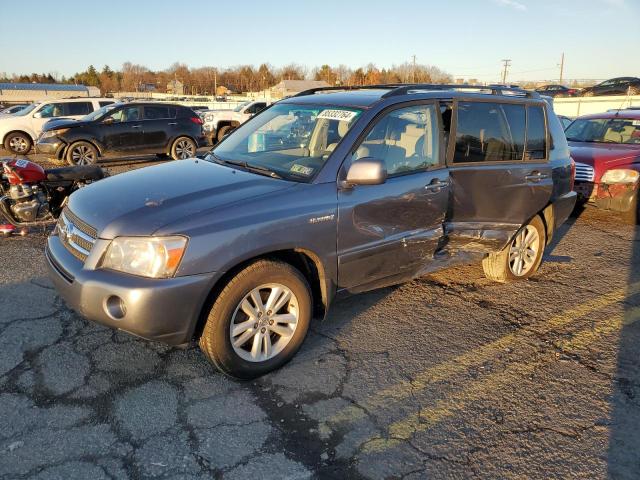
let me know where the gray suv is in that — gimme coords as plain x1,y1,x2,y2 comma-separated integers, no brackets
46,84,576,378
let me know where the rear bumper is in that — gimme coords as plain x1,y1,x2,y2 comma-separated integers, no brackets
46,234,216,345
552,191,577,229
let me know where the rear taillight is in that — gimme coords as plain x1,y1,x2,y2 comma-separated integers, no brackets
190,116,203,125
568,89,576,94
570,157,576,190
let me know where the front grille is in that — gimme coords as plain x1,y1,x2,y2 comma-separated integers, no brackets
575,162,595,182
57,208,97,262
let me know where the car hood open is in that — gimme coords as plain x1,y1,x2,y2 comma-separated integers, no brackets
67,159,294,239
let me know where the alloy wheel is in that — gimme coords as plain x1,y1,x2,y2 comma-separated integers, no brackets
9,136,29,153
229,283,299,362
71,145,95,165
175,139,195,159
508,225,540,276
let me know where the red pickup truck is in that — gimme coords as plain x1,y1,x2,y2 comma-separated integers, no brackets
566,109,640,222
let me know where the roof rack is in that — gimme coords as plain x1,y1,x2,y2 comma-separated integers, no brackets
294,83,539,99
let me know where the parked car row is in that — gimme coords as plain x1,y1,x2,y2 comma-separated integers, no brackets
0,97,208,163
535,77,640,98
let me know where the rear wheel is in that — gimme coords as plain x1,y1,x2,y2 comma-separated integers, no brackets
216,125,234,143
171,136,196,160
199,259,312,379
482,215,546,282
4,132,32,155
66,141,98,166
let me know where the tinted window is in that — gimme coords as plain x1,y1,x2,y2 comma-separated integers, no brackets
247,102,267,114
526,106,547,160
453,102,525,163
67,102,92,116
99,101,115,107
143,106,171,120
354,104,440,175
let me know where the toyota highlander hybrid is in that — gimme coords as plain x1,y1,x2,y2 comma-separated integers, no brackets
46,84,576,378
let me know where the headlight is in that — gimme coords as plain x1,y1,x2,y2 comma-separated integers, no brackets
40,128,69,139
600,169,640,184
100,236,188,278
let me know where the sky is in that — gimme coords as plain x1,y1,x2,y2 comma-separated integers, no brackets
1,0,639,83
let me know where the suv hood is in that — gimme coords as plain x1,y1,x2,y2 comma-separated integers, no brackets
569,141,640,169
43,118,85,131
67,159,294,239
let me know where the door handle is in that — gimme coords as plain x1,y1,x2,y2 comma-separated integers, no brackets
168,122,177,126
131,125,141,129
524,171,549,183
424,178,448,193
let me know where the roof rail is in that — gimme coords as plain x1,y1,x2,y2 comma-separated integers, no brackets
380,83,540,98
293,83,540,99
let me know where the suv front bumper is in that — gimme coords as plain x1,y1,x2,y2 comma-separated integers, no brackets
575,181,636,213
35,136,66,158
46,234,215,345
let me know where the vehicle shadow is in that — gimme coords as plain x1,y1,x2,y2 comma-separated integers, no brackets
608,215,640,478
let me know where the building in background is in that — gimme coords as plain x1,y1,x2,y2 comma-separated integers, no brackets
0,83,100,104
270,80,330,98
167,79,184,95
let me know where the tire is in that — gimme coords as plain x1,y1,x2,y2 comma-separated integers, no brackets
171,136,197,160
622,189,639,225
3,132,32,155
66,141,98,166
199,259,312,379
216,125,234,143
482,215,546,282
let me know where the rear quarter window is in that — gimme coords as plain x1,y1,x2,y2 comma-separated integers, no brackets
525,106,547,160
67,102,93,116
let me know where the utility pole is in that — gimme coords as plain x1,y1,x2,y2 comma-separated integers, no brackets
558,52,565,84
411,54,417,83
501,59,511,85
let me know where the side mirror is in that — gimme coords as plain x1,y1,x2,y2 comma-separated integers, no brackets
344,158,387,186
102,117,114,125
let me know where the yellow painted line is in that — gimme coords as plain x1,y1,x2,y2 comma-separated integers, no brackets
363,305,640,452
330,282,640,426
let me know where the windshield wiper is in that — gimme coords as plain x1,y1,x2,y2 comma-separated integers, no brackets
210,155,283,179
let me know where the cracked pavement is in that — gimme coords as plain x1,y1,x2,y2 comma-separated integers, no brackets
2,156,640,478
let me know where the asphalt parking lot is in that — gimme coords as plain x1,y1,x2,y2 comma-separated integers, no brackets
2,153,640,479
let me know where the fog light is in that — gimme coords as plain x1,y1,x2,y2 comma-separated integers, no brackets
105,295,126,320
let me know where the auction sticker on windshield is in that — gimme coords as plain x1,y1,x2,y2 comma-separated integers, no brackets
317,109,359,122
290,164,314,176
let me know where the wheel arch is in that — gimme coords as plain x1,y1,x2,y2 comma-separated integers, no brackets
167,134,198,155
66,139,102,158
191,248,330,341
2,129,33,145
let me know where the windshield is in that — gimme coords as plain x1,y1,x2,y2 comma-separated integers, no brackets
566,117,640,144
233,102,250,112
208,103,362,182
13,103,38,117
83,103,120,121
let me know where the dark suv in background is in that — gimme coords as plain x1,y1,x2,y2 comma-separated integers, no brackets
582,77,640,97
36,102,207,165
46,84,576,378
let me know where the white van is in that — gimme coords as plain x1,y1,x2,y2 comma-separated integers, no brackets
1,97,115,154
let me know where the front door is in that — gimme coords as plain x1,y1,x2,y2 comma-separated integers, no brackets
446,100,553,250
337,103,449,291
101,105,144,152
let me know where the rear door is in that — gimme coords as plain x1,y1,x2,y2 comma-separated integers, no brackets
142,105,175,151
337,102,449,291
445,99,553,251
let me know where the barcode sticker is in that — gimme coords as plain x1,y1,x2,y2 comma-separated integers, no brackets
316,109,359,122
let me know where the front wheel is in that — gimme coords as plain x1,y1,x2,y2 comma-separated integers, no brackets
4,132,32,155
171,136,197,160
66,141,98,166
482,215,546,282
199,260,312,379
216,125,234,143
